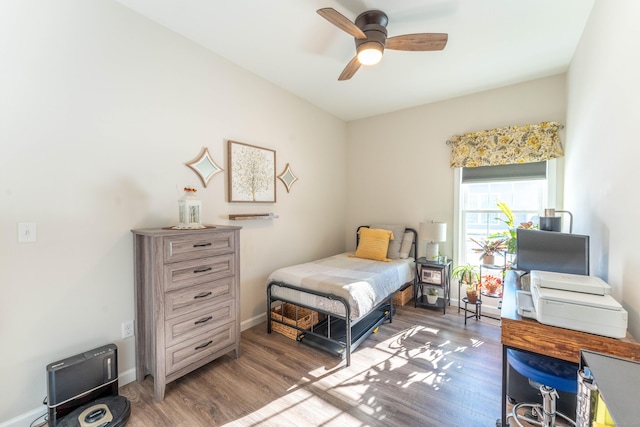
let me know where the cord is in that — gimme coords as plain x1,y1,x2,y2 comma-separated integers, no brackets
30,396,48,427
29,412,48,427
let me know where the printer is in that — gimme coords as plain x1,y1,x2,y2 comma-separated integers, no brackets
517,270,628,339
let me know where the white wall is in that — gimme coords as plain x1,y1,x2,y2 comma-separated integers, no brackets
566,0,640,337
0,0,347,423
346,74,567,262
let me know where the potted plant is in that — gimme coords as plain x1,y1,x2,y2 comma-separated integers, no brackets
490,200,537,268
469,237,507,266
465,283,480,303
481,274,503,296
452,264,480,303
426,287,439,304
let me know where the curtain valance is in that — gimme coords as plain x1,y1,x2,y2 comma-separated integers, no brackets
447,121,564,168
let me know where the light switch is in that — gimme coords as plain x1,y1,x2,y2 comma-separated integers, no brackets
18,222,37,243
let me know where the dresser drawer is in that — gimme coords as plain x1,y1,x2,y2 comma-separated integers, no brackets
165,322,236,376
164,254,234,292
164,298,235,348
164,230,235,263
164,276,235,320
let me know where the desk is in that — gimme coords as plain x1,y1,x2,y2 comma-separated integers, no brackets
499,271,640,426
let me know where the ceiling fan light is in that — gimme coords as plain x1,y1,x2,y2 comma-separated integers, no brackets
357,42,383,65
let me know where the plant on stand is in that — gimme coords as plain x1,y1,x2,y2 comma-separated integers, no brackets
469,237,507,266
452,264,480,303
426,287,439,304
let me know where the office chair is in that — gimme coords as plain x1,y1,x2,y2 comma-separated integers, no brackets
507,349,578,427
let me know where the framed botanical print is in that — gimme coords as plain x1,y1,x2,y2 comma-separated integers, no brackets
228,140,276,203
421,267,443,285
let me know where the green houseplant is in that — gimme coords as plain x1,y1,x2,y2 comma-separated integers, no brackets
490,200,537,267
426,287,439,304
452,264,480,303
469,237,507,265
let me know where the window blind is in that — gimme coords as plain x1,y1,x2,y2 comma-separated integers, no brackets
461,161,547,183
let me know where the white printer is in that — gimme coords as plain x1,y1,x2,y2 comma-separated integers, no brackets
517,270,628,339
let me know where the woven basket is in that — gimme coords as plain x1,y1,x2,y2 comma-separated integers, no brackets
270,303,319,340
393,283,413,307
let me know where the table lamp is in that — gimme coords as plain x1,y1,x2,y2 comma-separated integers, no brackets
420,221,447,261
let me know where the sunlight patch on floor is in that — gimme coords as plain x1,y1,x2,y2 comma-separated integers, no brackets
239,321,495,426
222,388,366,427
470,338,485,347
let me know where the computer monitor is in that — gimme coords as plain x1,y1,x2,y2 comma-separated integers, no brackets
516,228,589,275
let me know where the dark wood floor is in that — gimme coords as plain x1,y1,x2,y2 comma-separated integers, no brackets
119,303,504,426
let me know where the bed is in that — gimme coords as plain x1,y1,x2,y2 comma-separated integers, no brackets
266,225,417,366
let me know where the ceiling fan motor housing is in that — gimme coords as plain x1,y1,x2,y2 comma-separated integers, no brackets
354,10,388,52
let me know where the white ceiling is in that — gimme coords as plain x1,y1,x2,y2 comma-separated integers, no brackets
114,0,595,121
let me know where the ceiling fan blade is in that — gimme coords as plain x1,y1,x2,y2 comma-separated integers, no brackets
317,8,366,39
386,33,448,51
338,56,361,81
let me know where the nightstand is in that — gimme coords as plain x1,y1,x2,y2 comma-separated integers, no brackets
414,258,452,314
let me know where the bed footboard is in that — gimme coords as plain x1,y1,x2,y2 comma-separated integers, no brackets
266,282,394,367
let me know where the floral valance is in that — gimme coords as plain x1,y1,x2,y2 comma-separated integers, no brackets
447,121,564,168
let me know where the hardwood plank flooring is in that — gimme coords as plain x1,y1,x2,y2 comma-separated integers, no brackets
119,304,505,426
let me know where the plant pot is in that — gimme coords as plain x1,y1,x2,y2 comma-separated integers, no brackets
426,294,438,304
466,291,478,304
483,254,495,265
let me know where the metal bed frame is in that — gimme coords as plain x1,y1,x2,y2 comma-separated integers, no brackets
266,226,417,366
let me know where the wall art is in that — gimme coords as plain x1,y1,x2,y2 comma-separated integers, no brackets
186,147,223,187
228,140,276,203
277,163,298,193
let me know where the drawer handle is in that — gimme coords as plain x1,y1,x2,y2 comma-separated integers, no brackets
193,243,212,247
194,316,213,325
194,267,212,274
193,291,212,299
195,340,213,350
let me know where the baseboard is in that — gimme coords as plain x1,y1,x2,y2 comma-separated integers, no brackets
0,406,47,427
241,312,266,331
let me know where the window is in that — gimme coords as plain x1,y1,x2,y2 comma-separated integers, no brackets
453,161,556,314
455,161,552,267
460,180,544,266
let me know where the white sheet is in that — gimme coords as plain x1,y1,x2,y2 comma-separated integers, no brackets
267,253,414,321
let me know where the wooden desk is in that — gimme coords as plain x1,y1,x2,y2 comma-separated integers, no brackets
499,271,640,426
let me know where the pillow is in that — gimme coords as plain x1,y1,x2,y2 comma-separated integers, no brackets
399,231,414,259
353,228,393,262
370,223,406,260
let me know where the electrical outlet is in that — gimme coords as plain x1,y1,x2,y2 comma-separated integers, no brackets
18,222,37,243
122,320,134,339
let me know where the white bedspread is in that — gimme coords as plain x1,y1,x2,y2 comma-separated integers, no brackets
267,253,414,321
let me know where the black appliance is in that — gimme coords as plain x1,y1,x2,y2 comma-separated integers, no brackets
516,228,589,275
46,344,130,426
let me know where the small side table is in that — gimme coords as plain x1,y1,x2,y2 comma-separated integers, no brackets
462,297,482,325
414,258,452,314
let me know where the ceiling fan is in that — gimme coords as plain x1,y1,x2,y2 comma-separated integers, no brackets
317,7,448,81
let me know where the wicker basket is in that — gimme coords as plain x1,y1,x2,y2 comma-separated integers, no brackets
393,283,414,307
270,303,319,340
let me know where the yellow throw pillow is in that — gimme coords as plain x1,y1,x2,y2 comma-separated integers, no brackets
353,228,393,262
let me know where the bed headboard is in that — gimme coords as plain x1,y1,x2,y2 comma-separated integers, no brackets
357,225,418,260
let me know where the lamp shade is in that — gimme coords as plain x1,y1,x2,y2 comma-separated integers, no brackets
419,221,447,243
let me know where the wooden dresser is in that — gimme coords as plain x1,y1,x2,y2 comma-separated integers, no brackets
131,225,241,401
